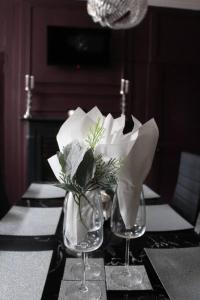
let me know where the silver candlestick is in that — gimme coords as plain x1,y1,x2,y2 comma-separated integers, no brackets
23,74,34,119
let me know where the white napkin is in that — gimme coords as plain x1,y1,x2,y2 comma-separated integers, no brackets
63,191,98,245
56,107,92,151
48,106,129,181
63,193,86,245
118,119,159,229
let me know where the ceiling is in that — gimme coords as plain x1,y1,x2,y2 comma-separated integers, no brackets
149,0,200,10
79,0,200,10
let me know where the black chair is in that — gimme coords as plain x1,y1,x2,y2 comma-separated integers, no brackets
146,152,200,232
171,152,200,226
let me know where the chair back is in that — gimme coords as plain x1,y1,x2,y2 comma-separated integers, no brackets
171,152,200,226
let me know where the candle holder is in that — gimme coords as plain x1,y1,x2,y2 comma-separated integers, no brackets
23,74,34,119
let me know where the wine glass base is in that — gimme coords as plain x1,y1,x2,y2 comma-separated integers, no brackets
111,266,142,289
71,261,102,280
65,281,101,300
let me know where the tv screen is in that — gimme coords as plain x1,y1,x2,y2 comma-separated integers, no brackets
47,26,111,67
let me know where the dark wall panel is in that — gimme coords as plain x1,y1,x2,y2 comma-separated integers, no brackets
30,4,124,118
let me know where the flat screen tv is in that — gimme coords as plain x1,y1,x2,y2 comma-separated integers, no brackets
47,26,111,67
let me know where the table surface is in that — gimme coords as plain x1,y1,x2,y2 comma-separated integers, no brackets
41,215,200,300
0,195,199,300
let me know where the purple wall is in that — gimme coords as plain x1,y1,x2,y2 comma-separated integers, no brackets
1,1,200,204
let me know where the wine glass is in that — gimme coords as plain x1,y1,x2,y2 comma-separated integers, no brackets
63,189,104,299
110,186,146,288
69,190,111,280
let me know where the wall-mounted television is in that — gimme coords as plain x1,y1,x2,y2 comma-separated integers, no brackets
47,26,111,67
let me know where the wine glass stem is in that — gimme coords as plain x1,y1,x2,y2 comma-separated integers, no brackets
80,252,88,293
85,252,89,269
125,238,131,275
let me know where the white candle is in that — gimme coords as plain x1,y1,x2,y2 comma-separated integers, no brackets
25,74,29,91
120,78,125,95
68,110,74,117
30,75,34,90
125,79,129,94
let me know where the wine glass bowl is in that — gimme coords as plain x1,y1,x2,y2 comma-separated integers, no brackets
111,203,146,239
63,191,103,252
65,190,112,281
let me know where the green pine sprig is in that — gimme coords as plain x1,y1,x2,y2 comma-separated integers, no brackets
85,118,104,150
87,154,121,191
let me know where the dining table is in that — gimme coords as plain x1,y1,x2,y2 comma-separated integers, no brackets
41,204,200,299
0,185,199,300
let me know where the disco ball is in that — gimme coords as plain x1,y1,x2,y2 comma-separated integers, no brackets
87,0,148,29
